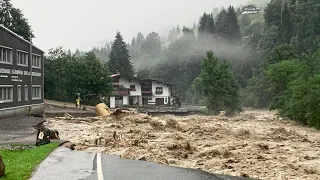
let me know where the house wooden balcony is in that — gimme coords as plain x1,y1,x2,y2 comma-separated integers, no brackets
114,90,130,96
142,91,153,96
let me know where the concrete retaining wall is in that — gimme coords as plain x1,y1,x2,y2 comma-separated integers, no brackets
0,103,44,119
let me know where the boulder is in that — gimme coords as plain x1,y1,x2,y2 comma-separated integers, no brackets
0,155,5,177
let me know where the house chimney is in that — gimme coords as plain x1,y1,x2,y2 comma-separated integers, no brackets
116,70,120,75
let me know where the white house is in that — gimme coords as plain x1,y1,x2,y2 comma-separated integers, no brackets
141,79,174,106
111,74,142,106
110,74,175,106
242,4,262,14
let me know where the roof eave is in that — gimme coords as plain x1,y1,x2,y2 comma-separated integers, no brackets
0,24,44,53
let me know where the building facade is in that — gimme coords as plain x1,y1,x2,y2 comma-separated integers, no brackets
242,4,262,14
111,74,174,106
111,74,142,106
141,79,173,106
0,25,44,118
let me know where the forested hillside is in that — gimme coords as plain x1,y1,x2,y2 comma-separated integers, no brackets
104,0,320,127
4,0,320,128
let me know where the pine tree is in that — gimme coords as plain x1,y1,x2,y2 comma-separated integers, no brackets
216,9,228,38
198,13,208,33
198,13,215,39
136,32,145,47
176,25,181,36
226,6,240,43
131,37,136,47
236,7,242,16
141,32,161,58
108,32,134,77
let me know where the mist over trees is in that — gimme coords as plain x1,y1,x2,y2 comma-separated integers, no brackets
7,0,320,128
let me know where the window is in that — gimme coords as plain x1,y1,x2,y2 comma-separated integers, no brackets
25,85,28,101
156,87,163,94
17,50,28,66
0,46,13,64
130,85,136,91
0,86,13,102
17,86,22,101
32,86,41,100
32,54,41,68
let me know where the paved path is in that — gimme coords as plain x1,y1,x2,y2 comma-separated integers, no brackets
31,147,257,180
30,147,95,180
0,116,44,145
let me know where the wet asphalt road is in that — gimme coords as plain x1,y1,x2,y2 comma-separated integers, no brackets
85,154,256,180
31,147,257,180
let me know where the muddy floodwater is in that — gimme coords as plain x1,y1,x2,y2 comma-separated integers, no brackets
45,109,320,180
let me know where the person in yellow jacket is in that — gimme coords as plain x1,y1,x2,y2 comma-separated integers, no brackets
75,97,81,108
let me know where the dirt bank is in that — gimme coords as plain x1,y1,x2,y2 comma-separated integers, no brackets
45,109,320,180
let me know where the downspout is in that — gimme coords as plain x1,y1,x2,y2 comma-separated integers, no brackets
29,35,33,116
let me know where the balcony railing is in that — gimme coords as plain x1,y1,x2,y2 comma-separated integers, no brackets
142,90,153,96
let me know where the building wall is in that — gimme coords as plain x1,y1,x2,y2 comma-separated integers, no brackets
150,81,171,105
123,96,129,105
0,26,44,115
152,81,170,97
119,77,141,96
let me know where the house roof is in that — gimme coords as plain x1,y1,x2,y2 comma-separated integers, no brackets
243,4,257,8
142,79,177,86
110,74,144,83
0,24,44,53
110,74,177,86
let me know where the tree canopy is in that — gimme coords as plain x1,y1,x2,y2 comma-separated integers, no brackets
108,32,135,77
0,0,34,40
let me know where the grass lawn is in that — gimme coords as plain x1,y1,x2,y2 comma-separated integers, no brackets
0,142,59,180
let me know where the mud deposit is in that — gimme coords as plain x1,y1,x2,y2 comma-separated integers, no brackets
45,109,320,180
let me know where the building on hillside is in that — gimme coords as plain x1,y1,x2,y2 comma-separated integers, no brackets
0,25,44,118
242,4,262,14
110,73,175,107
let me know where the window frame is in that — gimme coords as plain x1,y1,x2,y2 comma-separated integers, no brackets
32,53,41,69
25,85,28,101
17,85,22,101
0,45,13,64
155,87,163,94
0,85,14,103
32,85,41,100
17,50,28,67
129,85,136,91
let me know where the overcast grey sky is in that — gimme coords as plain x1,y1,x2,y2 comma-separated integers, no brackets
11,0,246,52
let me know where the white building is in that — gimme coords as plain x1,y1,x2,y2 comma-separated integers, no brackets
111,74,142,106
110,74,175,106
141,79,174,106
242,4,262,14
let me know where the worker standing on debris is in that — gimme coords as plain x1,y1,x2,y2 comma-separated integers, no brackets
76,96,81,108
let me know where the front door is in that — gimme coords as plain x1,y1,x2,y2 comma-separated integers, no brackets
142,98,148,105
129,97,134,105
156,98,164,106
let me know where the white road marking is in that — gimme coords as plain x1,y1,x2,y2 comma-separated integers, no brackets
97,153,104,180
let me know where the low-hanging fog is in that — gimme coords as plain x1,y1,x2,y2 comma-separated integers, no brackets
10,0,268,52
